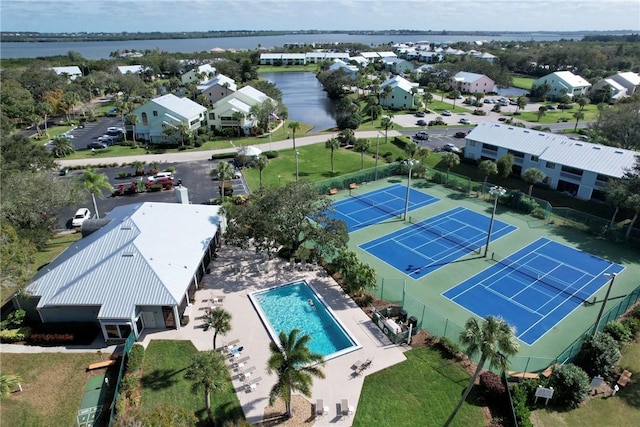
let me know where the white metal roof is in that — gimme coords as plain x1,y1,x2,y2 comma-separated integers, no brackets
452,71,487,83
151,94,207,119
380,75,416,93
198,74,237,92
237,85,270,103
117,65,145,74
50,66,82,76
550,71,591,88
467,122,638,178
613,71,640,86
27,203,224,319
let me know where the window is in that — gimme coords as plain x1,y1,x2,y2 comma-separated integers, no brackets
531,155,539,162
561,165,583,176
153,110,158,117
209,112,215,120
508,150,524,158
482,143,498,152
546,161,555,169
141,112,148,126
470,140,476,146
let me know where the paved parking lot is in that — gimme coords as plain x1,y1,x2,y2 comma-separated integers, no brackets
59,159,248,229
65,116,125,152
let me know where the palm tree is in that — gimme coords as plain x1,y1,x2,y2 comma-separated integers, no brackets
211,161,235,197
0,372,22,398
76,168,112,219
516,96,527,114
380,115,393,146
51,135,75,158
381,85,392,106
325,137,340,174
450,90,461,110
537,106,547,122
573,111,585,131
125,113,138,145
441,152,460,184
253,155,269,192
37,102,53,136
354,138,371,170
605,180,629,231
478,160,498,196
624,194,640,242
232,111,244,137
287,121,300,151
423,91,433,110
184,351,227,423
404,140,418,159
130,160,146,176
522,168,546,197
202,307,232,350
577,96,589,111
443,316,519,427
267,329,325,419
337,128,355,147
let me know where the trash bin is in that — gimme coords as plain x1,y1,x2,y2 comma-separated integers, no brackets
398,309,408,323
408,316,418,330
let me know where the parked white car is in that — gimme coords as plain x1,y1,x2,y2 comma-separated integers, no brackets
72,208,91,227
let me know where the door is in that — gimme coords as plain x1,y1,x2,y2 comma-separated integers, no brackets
142,311,156,328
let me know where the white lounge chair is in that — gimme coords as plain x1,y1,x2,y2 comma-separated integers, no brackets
316,399,329,417
341,399,354,417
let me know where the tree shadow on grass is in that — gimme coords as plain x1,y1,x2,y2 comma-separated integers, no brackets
320,171,341,178
140,367,188,390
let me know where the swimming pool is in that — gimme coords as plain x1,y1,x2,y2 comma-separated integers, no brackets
249,280,361,361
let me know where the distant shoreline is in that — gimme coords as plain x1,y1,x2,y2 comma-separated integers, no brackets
1,29,635,43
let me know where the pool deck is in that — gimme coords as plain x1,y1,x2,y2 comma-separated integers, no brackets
138,245,408,425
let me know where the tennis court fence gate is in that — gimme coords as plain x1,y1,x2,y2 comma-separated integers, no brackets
370,277,640,374
108,333,136,426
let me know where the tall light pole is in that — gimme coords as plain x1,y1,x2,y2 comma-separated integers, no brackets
295,150,300,182
593,273,617,337
403,159,417,220
484,186,506,257
374,135,380,181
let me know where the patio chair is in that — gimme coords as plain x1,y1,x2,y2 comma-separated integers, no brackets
231,356,250,369
299,260,307,271
244,376,262,392
288,258,295,271
222,339,240,354
238,366,256,381
341,399,354,418
316,399,329,417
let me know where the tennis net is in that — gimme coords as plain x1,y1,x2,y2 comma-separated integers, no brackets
491,253,593,303
410,220,482,253
351,193,402,218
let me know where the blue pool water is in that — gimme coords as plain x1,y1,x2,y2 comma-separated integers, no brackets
250,281,360,360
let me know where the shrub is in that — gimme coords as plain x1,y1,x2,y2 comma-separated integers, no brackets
575,332,621,377
120,372,139,398
631,304,640,319
263,150,279,159
548,363,590,409
147,184,163,192
118,171,127,179
479,371,505,402
511,382,534,427
0,326,32,343
621,317,640,338
27,333,75,345
0,309,25,329
437,336,461,357
603,321,633,343
127,344,145,373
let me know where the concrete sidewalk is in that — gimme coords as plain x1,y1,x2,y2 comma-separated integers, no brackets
57,130,402,168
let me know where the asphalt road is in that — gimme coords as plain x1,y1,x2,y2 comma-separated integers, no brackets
66,116,125,151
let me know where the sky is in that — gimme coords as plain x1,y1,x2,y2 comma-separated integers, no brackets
1,0,639,33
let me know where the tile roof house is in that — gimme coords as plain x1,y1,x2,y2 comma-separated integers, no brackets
20,202,225,342
532,71,592,100
464,122,638,200
181,64,217,85
379,75,418,109
450,71,496,94
50,66,83,81
197,74,237,107
208,85,276,135
131,94,207,144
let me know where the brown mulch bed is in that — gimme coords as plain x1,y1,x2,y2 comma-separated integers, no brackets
260,396,315,426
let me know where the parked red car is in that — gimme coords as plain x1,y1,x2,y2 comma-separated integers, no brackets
146,177,174,189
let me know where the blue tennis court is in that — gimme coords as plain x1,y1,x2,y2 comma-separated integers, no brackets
360,206,517,279
444,238,625,345
329,184,439,231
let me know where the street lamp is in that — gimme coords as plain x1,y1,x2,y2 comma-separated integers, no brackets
374,135,380,181
403,159,418,220
593,273,617,337
484,186,506,257
295,150,300,182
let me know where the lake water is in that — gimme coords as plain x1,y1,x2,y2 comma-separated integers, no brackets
1,32,581,59
262,72,337,134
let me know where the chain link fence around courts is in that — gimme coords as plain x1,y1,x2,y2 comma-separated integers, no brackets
108,333,136,426
315,163,401,194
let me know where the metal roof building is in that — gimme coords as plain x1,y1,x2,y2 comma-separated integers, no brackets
464,122,638,200
23,202,225,342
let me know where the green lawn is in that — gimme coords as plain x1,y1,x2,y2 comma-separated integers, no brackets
512,76,535,90
240,136,420,190
258,64,317,73
354,347,486,427
140,340,244,424
510,103,599,124
0,353,109,427
531,338,640,427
